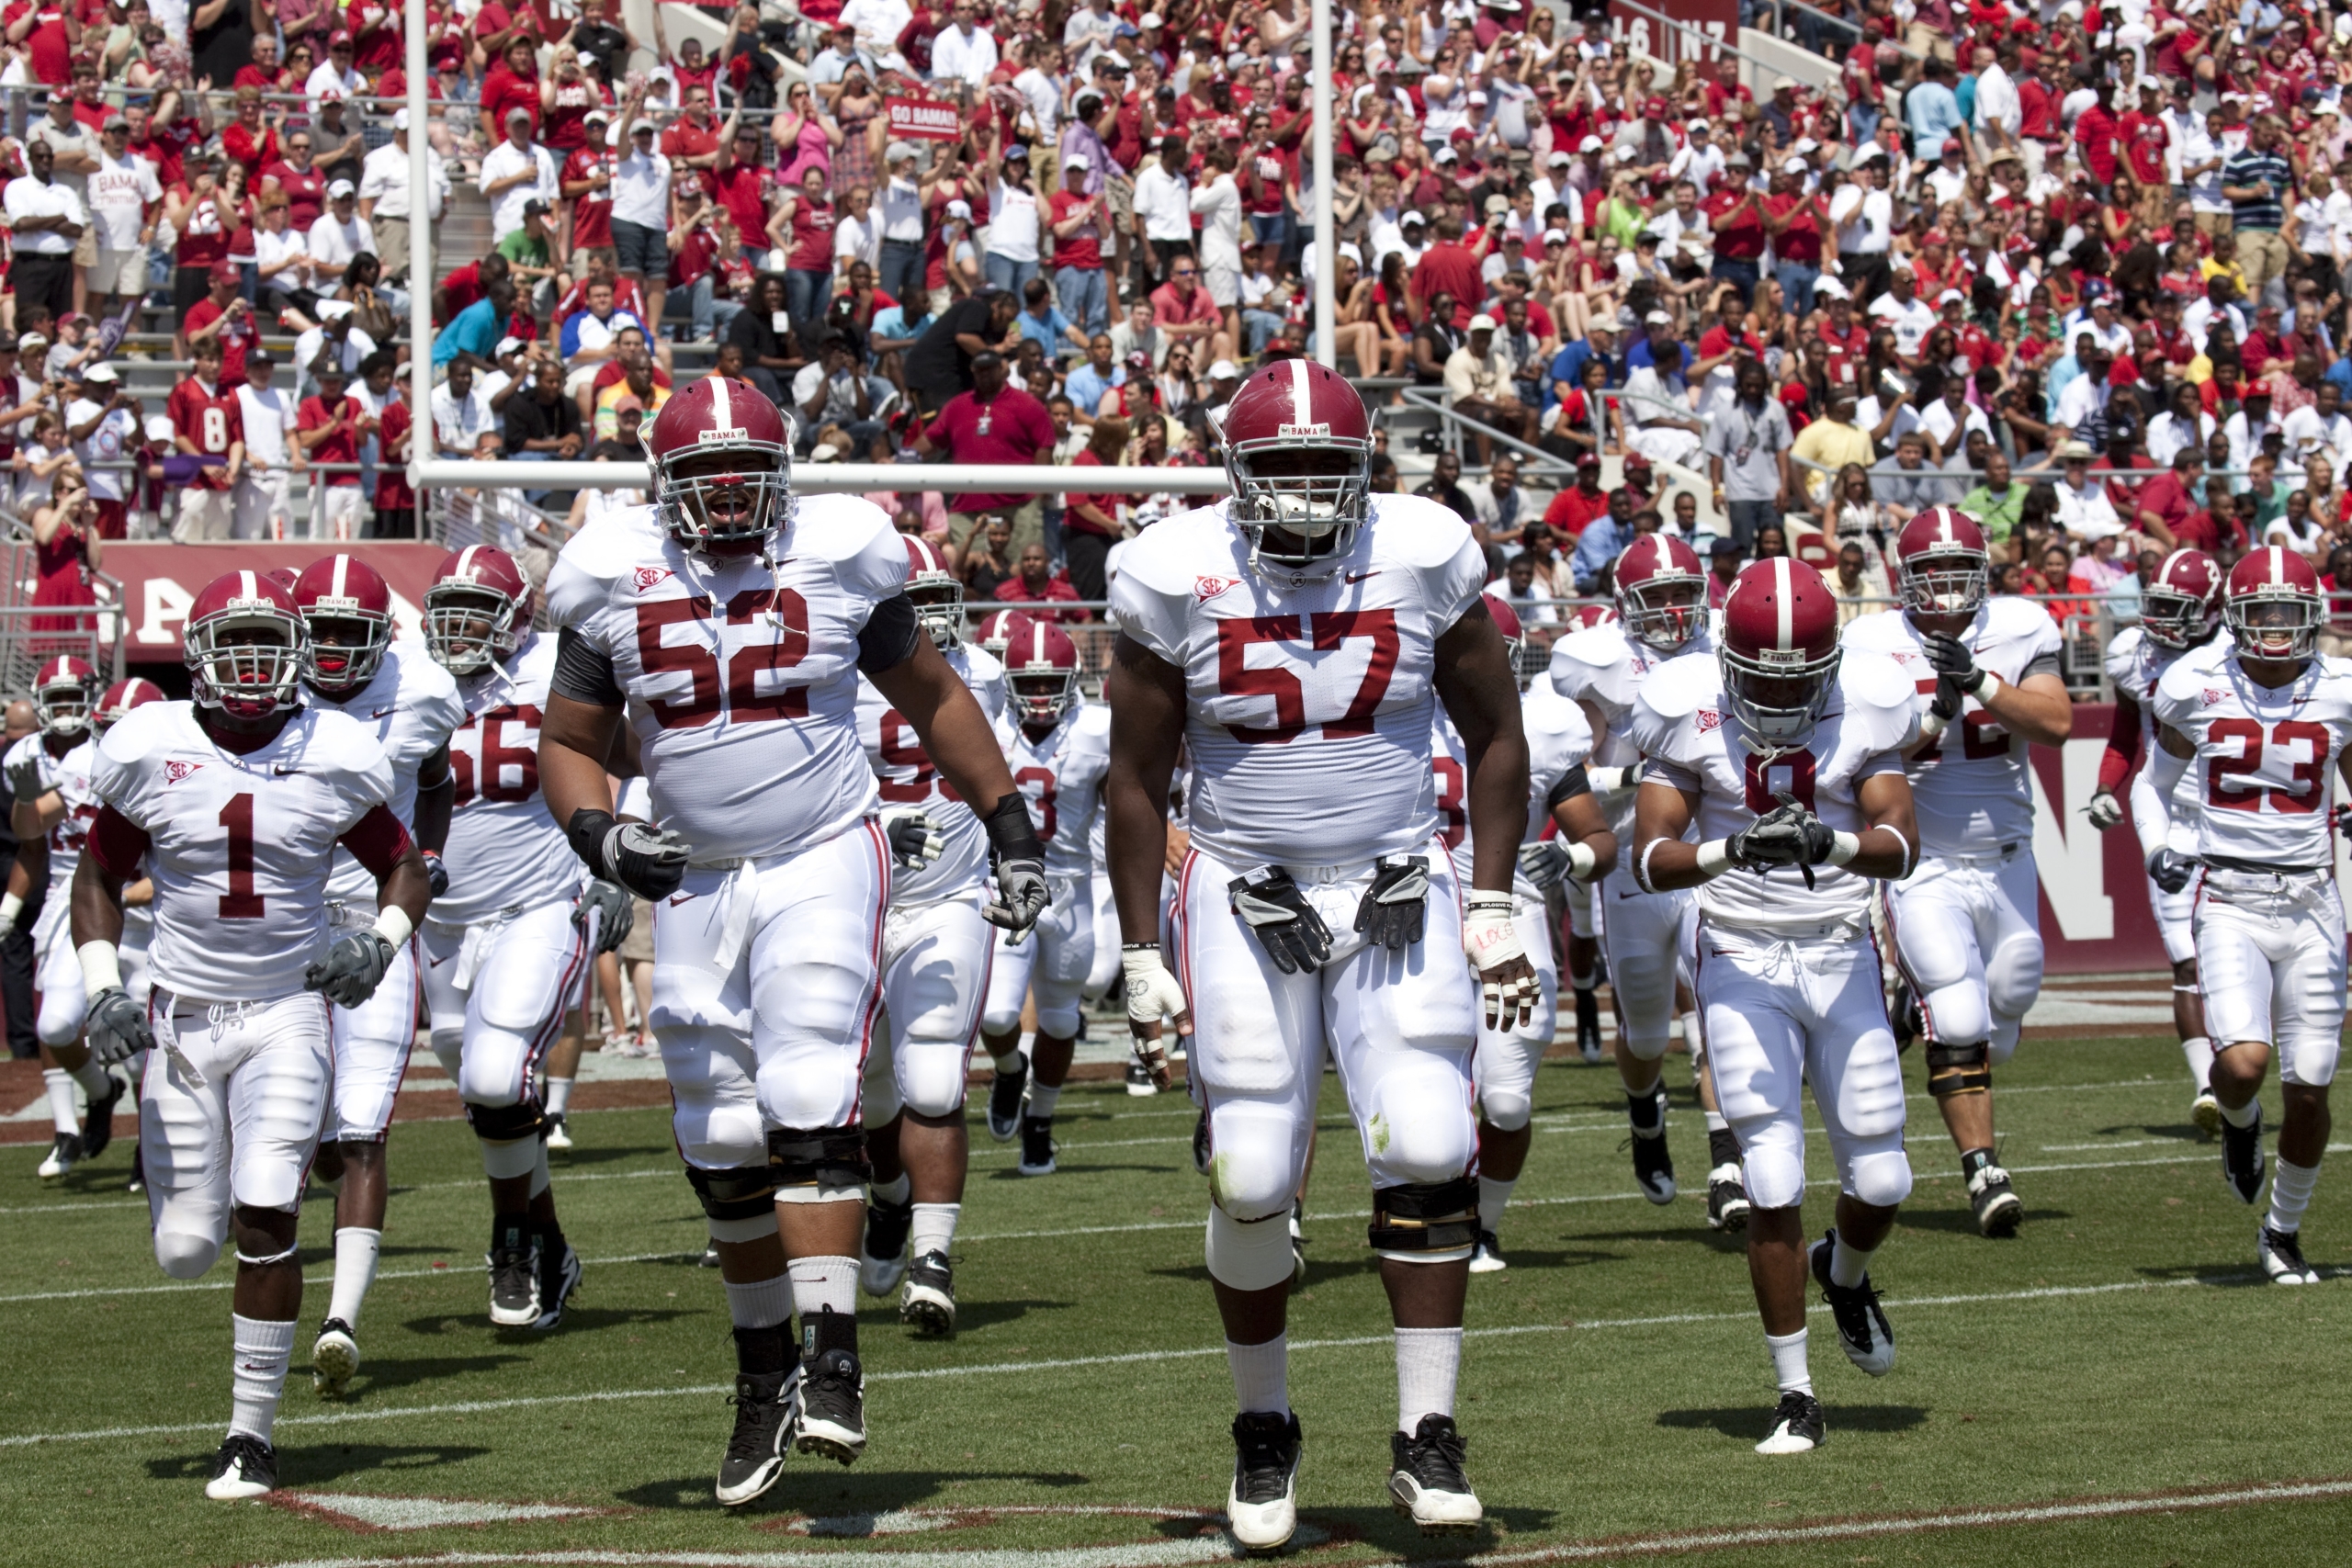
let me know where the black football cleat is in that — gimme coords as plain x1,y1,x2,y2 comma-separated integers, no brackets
715,1368,798,1506
2222,1104,2267,1204
986,1055,1028,1142
1227,1409,1303,1552
1755,1390,1825,1455
1388,1414,1480,1534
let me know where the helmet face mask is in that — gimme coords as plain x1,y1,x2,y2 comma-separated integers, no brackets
1623,576,1702,650
1227,441,1373,571
1718,557,1841,755
1722,643,1842,750
192,614,304,720
1898,547,1988,617
1011,669,1077,726
659,446,794,555
2229,592,2319,660
32,659,96,738
302,611,389,693
424,585,516,674
2141,586,2211,649
903,537,964,649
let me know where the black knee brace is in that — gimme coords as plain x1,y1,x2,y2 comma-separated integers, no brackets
685,1162,779,1221
1367,1177,1479,1252
1926,1039,1991,1100
766,1125,871,1190
464,1100,544,1142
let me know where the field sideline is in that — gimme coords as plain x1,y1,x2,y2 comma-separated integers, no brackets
5,1032,2351,1568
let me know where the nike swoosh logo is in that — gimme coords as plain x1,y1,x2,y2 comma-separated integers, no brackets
371,706,394,718
427,954,452,967
1346,570,1381,583
1615,889,1642,899
667,892,697,907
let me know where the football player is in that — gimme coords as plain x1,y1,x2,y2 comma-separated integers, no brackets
1106,363,1532,1547
4,657,125,1181
978,620,1112,1177
73,570,429,1498
1438,594,1616,1272
1549,536,1741,1224
2143,547,2352,1286
1843,508,2070,1238
1557,602,1623,1066
413,544,616,1371
2087,550,2227,1134
89,676,165,1188
1629,558,1919,1457
290,555,469,1387
854,536,1009,1336
539,376,1043,1509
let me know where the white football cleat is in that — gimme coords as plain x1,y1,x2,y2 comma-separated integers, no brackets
1754,1391,1824,1455
205,1434,277,1499
2259,1224,2321,1285
311,1318,360,1396
1388,1416,1481,1535
1227,1410,1302,1553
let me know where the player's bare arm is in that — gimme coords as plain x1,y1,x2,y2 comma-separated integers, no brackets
1551,788,1617,882
1433,596,1537,1030
865,632,1021,815
1103,631,1191,1076
1634,772,1917,890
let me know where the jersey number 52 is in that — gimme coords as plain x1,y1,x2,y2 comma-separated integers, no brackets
635,592,813,729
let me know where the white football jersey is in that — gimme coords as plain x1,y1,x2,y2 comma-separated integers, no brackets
1547,617,1715,840
1004,701,1114,880
1839,598,2062,857
2154,639,2352,868
91,701,396,1000
1108,494,1486,870
305,639,468,906
854,642,1008,904
2106,624,2228,849
4,732,96,894
1627,649,1917,933
545,497,907,863
435,628,584,927
1431,682,1593,897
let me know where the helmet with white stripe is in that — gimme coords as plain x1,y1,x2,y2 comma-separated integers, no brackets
974,607,1030,661
31,655,98,738
1220,359,1374,576
1719,557,1842,753
94,677,164,733
1005,619,1080,728
1483,592,1527,689
291,553,394,696
905,536,964,649
1892,505,1989,618
1612,533,1706,651
644,374,795,555
186,570,306,720
2224,545,2323,661
425,544,536,675
2140,547,2223,650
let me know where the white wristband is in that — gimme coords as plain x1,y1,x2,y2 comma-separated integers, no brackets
0,892,22,930
1917,708,1948,740
1827,829,1861,866
78,939,122,1001
1566,840,1597,883
1975,671,2002,703
371,906,414,951
1694,839,1731,880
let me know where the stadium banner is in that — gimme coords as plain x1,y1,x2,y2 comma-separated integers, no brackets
1610,0,1737,67
2026,704,2167,974
106,542,450,660
886,95,965,141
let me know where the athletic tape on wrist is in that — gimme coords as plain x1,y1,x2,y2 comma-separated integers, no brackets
1694,840,1731,879
78,940,122,1001
1977,671,2002,703
1566,840,1597,882
372,905,413,951
1827,830,1861,866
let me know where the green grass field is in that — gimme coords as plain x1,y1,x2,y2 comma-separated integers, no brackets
6,1032,2352,1568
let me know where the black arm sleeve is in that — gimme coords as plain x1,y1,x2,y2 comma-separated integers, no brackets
858,592,922,675
552,626,627,705
2022,651,2063,682
1545,763,1592,812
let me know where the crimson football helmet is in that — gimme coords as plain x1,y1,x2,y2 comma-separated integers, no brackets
905,536,964,649
1005,619,1080,727
1483,592,1528,689
186,570,306,720
1612,534,1705,651
974,607,1030,662
2140,547,2224,651
424,544,536,675
645,374,794,554
93,677,164,733
291,553,395,696
1719,558,1842,751
31,655,98,738
2224,545,2323,661
1892,506,1989,618
1220,360,1374,574
1569,602,1621,630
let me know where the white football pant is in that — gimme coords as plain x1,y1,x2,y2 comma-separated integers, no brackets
980,874,1094,1039
323,904,422,1144
419,899,594,1108
1085,867,1121,1001
865,892,992,1123
1597,866,1696,1061
2193,869,2347,1086
1885,848,2044,1065
141,989,334,1279
1695,923,1910,1213
1471,894,1558,1132
32,896,86,1048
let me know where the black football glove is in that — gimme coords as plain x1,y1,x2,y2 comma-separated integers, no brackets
1353,854,1430,953
421,851,450,900
1230,866,1332,974
1727,799,1809,870
573,877,634,954
85,986,153,1066
304,931,397,1009
1929,673,1965,722
881,806,945,872
980,792,1049,940
1922,631,1986,694
605,821,690,899
2148,846,2198,895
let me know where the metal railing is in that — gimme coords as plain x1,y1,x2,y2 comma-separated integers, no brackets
1396,386,1581,480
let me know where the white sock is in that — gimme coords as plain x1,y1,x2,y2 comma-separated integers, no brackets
1395,1325,1463,1434
1829,1232,1872,1289
989,1044,1023,1074
1568,969,1595,991
326,1227,381,1327
2268,1157,2321,1235
42,1066,77,1135
872,1172,911,1206
2182,1036,2215,1092
1476,1175,1517,1234
1027,1081,1062,1119
910,1201,960,1257
1680,1014,1702,1052
1703,1111,1729,1134
229,1314,297,1442
544,1077,574,1116
722,1273,792,1330
529,1141,551,1199
69,1057,111,1100
2221,1097,2260,1129
788,1254,859,1319
1766,1327,1812,1396
1227,1333,1289,1416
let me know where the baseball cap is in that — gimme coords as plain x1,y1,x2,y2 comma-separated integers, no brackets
328,178,356,198
506,106,534,125
1726,152,1750,167
1644,96,1667,118
1644,310,1673,325
208,260,239,286
1772,75,1796,90
945,198,973,219
1577,135,1602,152
1467,313,1497,332
494,335,526,357
392,107,412,130
1402,209,1427,226
1937,288,1965,304
17,333,46,353
317,299,355,321
247,349,274,367
101,112,126,130
522,197,549,217
1550,150,1575,165
80,361,116,383
1064,152,1090,169
1208,359,1239,379
1782,157,1808,174
1687,118,1710,132
888,140,918,162
144,415,173,442
1484,194,1510,214
1434,146,1457,163
1575,452,1601,468
630,117,658,134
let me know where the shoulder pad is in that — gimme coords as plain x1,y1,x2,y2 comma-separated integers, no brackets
1838,647,1917,718
1632,649,1724,726
1112,503,1247,592
1836,606,1911,652
2102,625,2145,685
790,492,899,560
94,700,185,769
543,504,664,630
1367,492,1482,570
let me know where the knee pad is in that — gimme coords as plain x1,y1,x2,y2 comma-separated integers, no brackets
898,1038,972,1121
1364,1069,1477,1189
1988,1016,2021,1066
863,1049,904,1126
1741,1144,1807,1211
1369,1177,1478,1258
429,1034,464,1082
1205,1204,1295,1291
767,1125,870,1196
1926,1039,1991,1101
685,1161,778,1223
464,1099,543,1143
478,1135,540,1181
1919,981,1991,1048
1984,936,2043,1024
979,1001,1023,1036
1035,1001,1081,1038
154,1231,220,1280
35,987,84,1049
1843,1145,1913,1210
1205,1102,1304,1224
1477,1085,1532,1134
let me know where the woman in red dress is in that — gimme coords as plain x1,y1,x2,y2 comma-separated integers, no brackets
29,470,101,646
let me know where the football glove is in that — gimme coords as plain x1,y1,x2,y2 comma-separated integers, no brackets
1463,893,1535,1031
983,854,1050,941
1353,854,1430,953
880,805,945,872
1726,799,1810,870
303,930,397,1009
1922,631,1986,694
1517,839,1571,891
1229,865,1332,975
602,820,691,900
2148,846,2198,895
421,850,450,900
85,985,152,1066
1929,673,1965,723
6,748,45,804
1122,943,1190,1089
573,877,635,954
2086,789,2126,831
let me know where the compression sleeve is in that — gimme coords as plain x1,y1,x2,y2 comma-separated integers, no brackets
2133,739,2192,854
338,804,415,877
87,806,151,878
857,592,922,675
552,626,627,706
1545,763,1592,811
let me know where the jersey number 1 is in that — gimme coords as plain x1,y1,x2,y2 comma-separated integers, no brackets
219,793,265,919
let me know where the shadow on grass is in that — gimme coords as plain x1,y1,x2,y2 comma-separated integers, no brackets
987,1163,1175,1181
397,1305,699,1337
913,1296,1070,1332
1464,1247,1630,1270
616,1468,1093,1515
1657,1404,1928,1441
1295,1503,1560,1550
2092,1121,2209,1144
2129,1261,2271,1286
314,1353,536,1400
1894,1205,2070,1235
146,1441,491,1486
1571,1227,1749,1255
